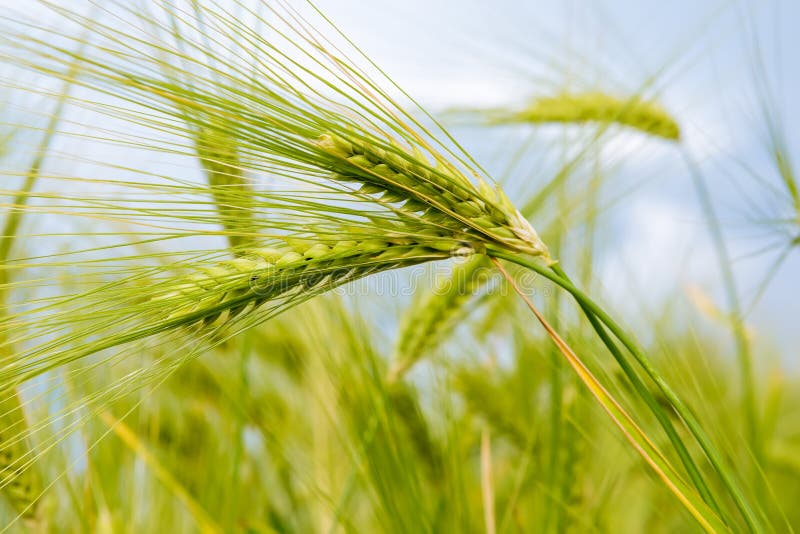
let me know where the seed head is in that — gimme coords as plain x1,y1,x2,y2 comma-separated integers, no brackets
317,133,550,259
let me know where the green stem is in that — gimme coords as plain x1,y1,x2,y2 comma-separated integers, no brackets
572,291,720,515
682,150,759,468
544,336,564,533
492,258,726,533
489,250,762,533
542,174,567,533
579,147,602,289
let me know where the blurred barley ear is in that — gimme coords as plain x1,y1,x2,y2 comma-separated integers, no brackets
456,91,681,140
194,124,256,252
390,255,493,381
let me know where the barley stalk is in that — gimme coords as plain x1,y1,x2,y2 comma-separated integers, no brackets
495,252,761,531
492,258,727,533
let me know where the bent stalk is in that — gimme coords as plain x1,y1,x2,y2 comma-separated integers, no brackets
489,250,761,533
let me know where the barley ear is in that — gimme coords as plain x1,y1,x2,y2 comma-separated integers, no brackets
489,92,680,141
390,256,493,381
316,133,550,259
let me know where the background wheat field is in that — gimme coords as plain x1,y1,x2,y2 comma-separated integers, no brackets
0,1,799,532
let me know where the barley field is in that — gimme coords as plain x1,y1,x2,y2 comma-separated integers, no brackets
1,1,799,532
